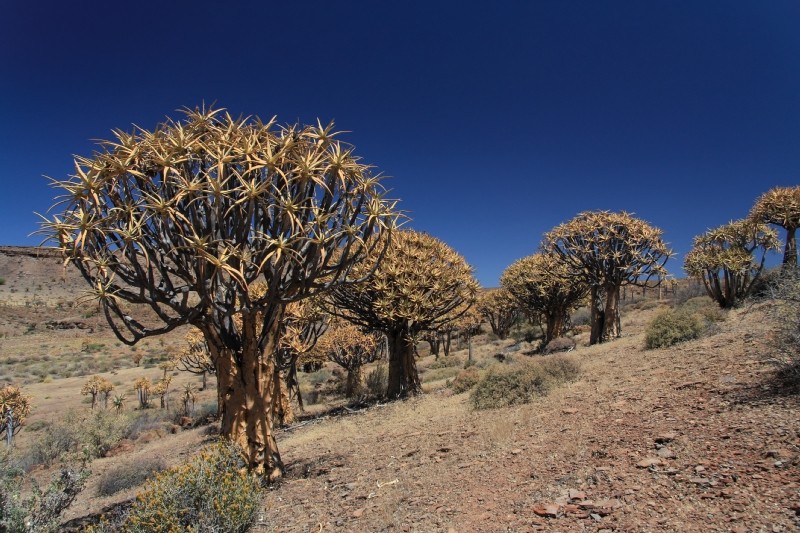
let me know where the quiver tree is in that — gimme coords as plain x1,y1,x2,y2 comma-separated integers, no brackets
81,375,113,409
476,288,520,340
500,253,588,347
544,211,671,344
684,219,780,308
749,186,800,266
133,377,151,409
0,385,31,447
175,328,215,391
311,320,384,397
327,230,479,398
273,299,329,425
39,106,398,478
182,383,198,416
152,376,172,409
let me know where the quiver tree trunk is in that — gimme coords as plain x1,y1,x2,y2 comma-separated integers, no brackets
272,369,294,427
601,285,622,342
785,227,797,266
544,310,567,345
387,327,421,399
589,286,604,345
205,312,285,480
345,365,365,398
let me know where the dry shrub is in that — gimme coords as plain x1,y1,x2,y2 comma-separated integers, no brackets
365,363,388,399
763,268,800,384
449,367,482,394
471,355,580,410
542,336,576,355
114,441,260,533
644,309,703,349
96,457,167,497
427,355,463,370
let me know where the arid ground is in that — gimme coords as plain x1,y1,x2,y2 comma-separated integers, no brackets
1,246,798,532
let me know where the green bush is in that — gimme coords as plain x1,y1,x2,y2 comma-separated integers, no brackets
449,367,482,394
471,355,580,410
0,459,87,533
644,309,703,349
96,457,167,497
118,441,261,533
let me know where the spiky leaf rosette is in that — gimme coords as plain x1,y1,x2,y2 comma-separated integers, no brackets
749,186,800,265
543,211,671,288
326,230,480,333
684,219,779,307
0,385,31,437
500,253,588,317
39,106,398,346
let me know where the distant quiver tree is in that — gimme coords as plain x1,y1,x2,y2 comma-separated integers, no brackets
0,385,31,447
684,219,779,308
500,252,588,346
749,186,800,266
544,211,671,344
326,230,479,398
476,288,520,340
39,106,399,479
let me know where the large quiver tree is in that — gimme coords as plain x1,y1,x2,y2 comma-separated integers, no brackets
544,211,671,344
326,230,479,398
500,253,587,346
749,186,800,266
40,107,398,478
684,219,779,308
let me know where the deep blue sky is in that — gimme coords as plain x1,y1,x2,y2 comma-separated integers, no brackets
2,1,798,286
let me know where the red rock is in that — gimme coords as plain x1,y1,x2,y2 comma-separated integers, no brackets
352,508,364,518
569,489,587,501
637,457,661,468
532,503,560,517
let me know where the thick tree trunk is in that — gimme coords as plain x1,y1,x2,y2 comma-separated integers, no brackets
589,286,604,345
200,371,207,391
345,365,365,398
784,226,798,266
387,327,422,398
544,310,567,345
601,284,621,342
207,313,284,480
427,335,441,358
272,370,294,427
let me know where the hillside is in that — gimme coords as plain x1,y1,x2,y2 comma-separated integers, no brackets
0,247,798,531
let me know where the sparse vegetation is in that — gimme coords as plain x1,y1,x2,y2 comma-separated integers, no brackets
471,355,580,410
763,268,800,383
449,366,482,394
96,457,167,497
644,309,703,349
113,441,261,532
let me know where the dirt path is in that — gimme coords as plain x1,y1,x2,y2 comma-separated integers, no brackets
258,305,800,532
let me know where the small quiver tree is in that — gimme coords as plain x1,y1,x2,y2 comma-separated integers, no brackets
152,376,172,409
273,299,329,425
544,211,671,344
40,106,398,478
311,320,384,397
112,394,126,412
684,219,780,308
182,383,198,417
327,230,479,398
749,186,800,266
81,375,113,410
174,328,215,391
133,377,151,409
500,253,588,347
476,288,521,340
0,385,31,447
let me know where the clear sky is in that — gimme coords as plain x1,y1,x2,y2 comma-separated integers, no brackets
1,1,798,286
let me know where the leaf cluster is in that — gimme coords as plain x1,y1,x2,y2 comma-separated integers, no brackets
0,385,31,438
749,186,800,229
544,210,671,288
